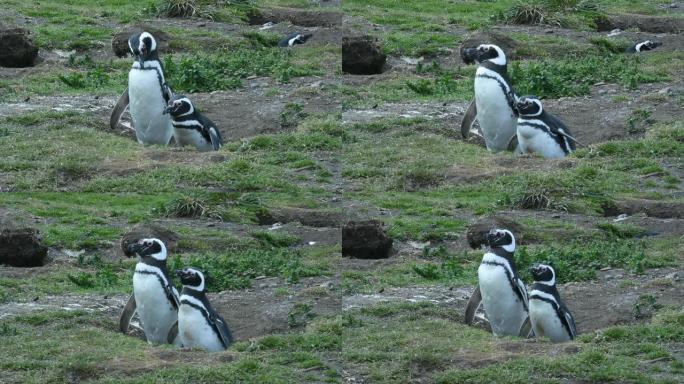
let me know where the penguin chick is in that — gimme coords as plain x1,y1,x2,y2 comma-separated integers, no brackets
176,268,234,352
477,229,530,337
528,264,577,342
126,238,180,345
278,33,313,47
164,95,223,152
515,95,576,159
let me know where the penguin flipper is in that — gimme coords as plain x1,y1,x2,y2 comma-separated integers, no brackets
209,127,222,151
167,320,179,345
464,284,482,326
514,276,529,311
507,134,520,153
119,293,137,333
460,100,477,139
212,315,234,349
110,88,130,131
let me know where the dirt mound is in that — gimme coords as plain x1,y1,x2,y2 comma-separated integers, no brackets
459,30,519,61
602,199,684,219
247,7,341,27
342,35,387,75
256,207,342,228
466,216,525,249
597,14,684,33
342,220,393,259
111,27,170,58
0,28,38,67
0,227,47,267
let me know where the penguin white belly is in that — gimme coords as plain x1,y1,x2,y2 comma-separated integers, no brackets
474,73,517,152
478,263,528,336
173,127,212,152
529,298,571,342
517,121,567,159
178,304,225,352
133,272,178,344
128,68,173,146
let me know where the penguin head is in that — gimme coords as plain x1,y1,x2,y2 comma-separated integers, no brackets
461,44,507,66
128,31,158,66
515,96,543,117
163,95,194,117
529,263,556,286
126,238,167,261
176,268,205,291
636,40,662,52
485,229,515,252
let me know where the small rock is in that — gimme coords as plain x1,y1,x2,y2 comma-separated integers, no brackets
342,220,393,259
544,29,554,34
400,56,424,65
607,28,622,37
657,87,671,95
0,28,39,67
320,281,333,289
0,228,48,267
342,35,386,75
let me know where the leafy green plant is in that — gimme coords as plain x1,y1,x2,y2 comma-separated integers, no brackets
510,54,667,98
251,230,301,247
170,248,325,291
288,302,315,328
516,239,673,283
161,195,223,220
164,48,318,92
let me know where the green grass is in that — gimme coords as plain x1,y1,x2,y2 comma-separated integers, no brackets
0,310,342,383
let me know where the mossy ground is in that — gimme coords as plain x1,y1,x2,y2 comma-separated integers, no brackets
1,0,683,383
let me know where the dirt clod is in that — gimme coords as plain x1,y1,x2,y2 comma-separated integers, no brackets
342,220,393,259
0,28,38,67
0,228,48,267
342,35,387,75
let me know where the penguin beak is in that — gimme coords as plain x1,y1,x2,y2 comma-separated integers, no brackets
126,242,145,256
461,48,477,64
163,106,172,115
175,269,185,278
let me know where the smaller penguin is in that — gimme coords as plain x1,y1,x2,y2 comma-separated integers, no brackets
176,268,234,352
127,238,180,345
528,264,577,342
515,96,576,159
626,40,662,53
163,95,223,151
477,229,531,337
278,33,313,47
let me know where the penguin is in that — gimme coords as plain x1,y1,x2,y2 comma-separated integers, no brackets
278,33,313,47
515,95,576,159
477,229,530,337
176,268,234,352
460,44,519,152
127,31,174,146
163,95,223,151
127,238,180,345
528,263,577,342
626,40,662,53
